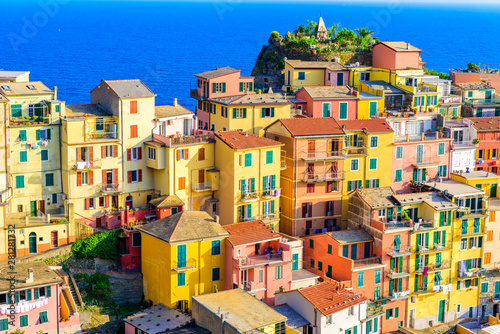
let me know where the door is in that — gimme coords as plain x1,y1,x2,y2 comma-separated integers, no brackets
198,169,205,184
255,243,261,255
38,200,45,214
492,184,497,198
96,217,102,228
112,196,118,208
486,91,492,101
364,242,370,258
183,119,189,136
292,253,299,270
336,72,344,86
438,299,445,322
307,163,314,179
125,195,133,209
106,170,113,184
50,231,58,248
171,207,178,215
494,304,499,317
30,201,37,217
307,140,315,158
29,232,37,254
409,309,415,328
287,70,291,86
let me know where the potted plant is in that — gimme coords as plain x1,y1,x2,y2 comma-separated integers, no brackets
473,139,480,147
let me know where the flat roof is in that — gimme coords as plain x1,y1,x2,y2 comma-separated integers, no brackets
273,305,309,328
301,86,356,99
427,180,485,197
454,170,500,180
124,303,191,334
193,289,287,332
291,268,319,282
455,82,494,91
355,187,399,209
363,81,405,94
155,104,193,119
377,41,421,52
329,229,373,244
211,93,290,105
393,192,459,211
285,59,345,71
0,71,29,79
65,103,113,117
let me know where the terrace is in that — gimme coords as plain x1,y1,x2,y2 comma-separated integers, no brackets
465,98,500,106
416,242,452,254
301,171,344,182
233,250,292,270
101,183,124,194
300,150,346,161
386,246,411,257
71,159,102,171
386,267,410,279
353,257,383,269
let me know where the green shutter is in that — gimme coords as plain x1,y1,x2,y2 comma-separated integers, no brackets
425,233,429,247
395,307,399,317
222,82,226,93
240,82,244,92
271,107,275,117
414,275,419,292
247,204,252,218
27,289,31,301
36,129,41,140
439,212,444,227
243,108,247,118
213,83,217,93
347,181,352,191
271,200,275,213
34,287,39,299
233,108,237,118
251,178,255,192
374,318,378,332
389,279,394,294
249,82,253,91
262,108,266,118
366,180,370,188
376,179,379,187
272,175,276,189
46,286,51,297
434,231,439,244
15,291,19,303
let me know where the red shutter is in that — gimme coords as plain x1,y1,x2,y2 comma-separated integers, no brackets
77,147,81,162
185,149,189,159
77,172,82,186
138,147,142,160
89,146,93,161
105,196,110,208
102,170,107,185
114,145,118,158
127,148,131,161
85,198,90,210
138,169,142,182
114,168,118,184
101,146,106,158
130,101,137,114
327,181,332,193
128,171,132,183
177,150,181,161
89,171,94,185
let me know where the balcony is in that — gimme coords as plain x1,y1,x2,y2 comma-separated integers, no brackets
71,160,101,171
412,220,435,233
353,257,383,269
415,260,451,274
261,189,281,199
301,171,344,183
458,268,485,279
300,150,346,161
87,131,118,141
261,213,280,224
238,215,261,223
414,280,451,295
461,207,488,220
173,258,197,272
440,94,462,104
192,182,213,192
233,251,291,269
387,290,411,301
385,219,412,230
387,246,411,257
451,140,475,149
101,183,124,194
366,301,384,319
416,242,452,254
386,267,410,279
465,98,500,106
239,191,260,203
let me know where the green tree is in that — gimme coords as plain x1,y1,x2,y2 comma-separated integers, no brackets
467,62,480,71
355,27,374,40
305,20,317,36
328,22,341,39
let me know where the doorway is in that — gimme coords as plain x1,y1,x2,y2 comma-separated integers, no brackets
198,169,205,184
336,72,344,86
29,232,37,253
30,201,37,217
106,170,113,185
50,231,58,248
438,300,446,322
125,195,133,209
38,200,45,214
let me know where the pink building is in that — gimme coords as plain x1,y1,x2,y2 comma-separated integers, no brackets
372,41,423,70
450,68,500,93
389,116,452,193
295,86,358,119
191,67,254,131
0,262,80,334
223,221,316,306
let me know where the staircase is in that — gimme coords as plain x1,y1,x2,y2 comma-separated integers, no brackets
68,272,84,309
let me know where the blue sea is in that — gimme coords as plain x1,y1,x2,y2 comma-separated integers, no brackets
1,0,500,110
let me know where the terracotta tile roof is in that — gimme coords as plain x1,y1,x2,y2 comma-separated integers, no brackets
337,119,393,133
295,282,367,316
155,104,193,119
470,117,500,131
455,82,493,91
285,60,345,71
136,211,228,243
195,66,239,79
215,130,282,150
149,194,184,208
0,81,53,96
301,86,356,99
65,104,113,117
378,41,421,52
224,221,281,246
276,117,345,137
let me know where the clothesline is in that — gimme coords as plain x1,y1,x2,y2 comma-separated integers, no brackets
0,298,48,315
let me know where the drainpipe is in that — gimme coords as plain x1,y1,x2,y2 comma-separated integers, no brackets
294,139,298,236
120,99,125,206
57,283,60,334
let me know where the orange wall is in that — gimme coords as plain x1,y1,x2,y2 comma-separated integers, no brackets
372,44,420,70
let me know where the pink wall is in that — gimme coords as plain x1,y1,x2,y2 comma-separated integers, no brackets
476,131,500,171
451,71,500,92
296,89,357,119
391,140,452,193
78,207,158,230
372,44,420,70
325,69,349,86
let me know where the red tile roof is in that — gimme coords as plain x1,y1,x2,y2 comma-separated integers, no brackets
277,117,345,137
337,119,393,133
470,117,500,132
223,221,281,246
214,131,282,150
296,282,367,316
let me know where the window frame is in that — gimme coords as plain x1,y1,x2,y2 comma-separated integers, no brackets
297,71,306,81
212,267,221,281
370,136,378,148
351,159,359,171
369,158,378,170
147,147,156,160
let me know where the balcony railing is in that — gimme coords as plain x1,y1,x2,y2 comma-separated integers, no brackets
461,207,488,219
192,182,212,192
346,146,367,155
385,219,412,230
353,257,382,268
416,242,452,254
71,159,101,171
262,213,280,223
415,280,451,294
451,140,475,149
440,94,462,104
366,301,384,318
173,258,197,272
238,215,261,223
387,290,411,301
465,98,500,105
101,183,123,194
415,260,450,273
387,246,412,257
300,150,346,161
386,267,410,279
261,189,281,199
233,252,290,268
458,268,485,279
239,191,260,202
301,171,344,182
87,131,118,141
412,220,435,232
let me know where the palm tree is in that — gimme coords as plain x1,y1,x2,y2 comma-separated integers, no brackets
355,27,374,40
329,22,341,39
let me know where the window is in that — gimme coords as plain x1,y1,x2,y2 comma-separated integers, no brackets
0,318,7,331
414,96,424,107
18,130,27,142
177,244,186,267
297,71,306,81
212,267,221,281
176,148,188,161
129,170,142,183
103,145,115,158
132,233,141,247
493,149,499,159
177,273,186,286
396,146,403,159
147,147,156,160
178,177,186,190
322,103,331,117
262,107,275,118
15,175,24,189
213,82,226,93
266,151,273,164
20,151,27,162
45,173,54,187
39,311,48,324
351,159,359,171
428,95,437,105
221,106,228,118
374,286,381,300
386,307,399,319
369,158,377,170
88,198,95,209
488,230,494,241
275,265,283,280
328,244,332,254
370,136,378,148
438,165,447,177
367,178,379,188
130,147,141,161
130,100,137,114
211,240,221,255
19,314,28,327
358,272,364,287
318,261,323,271
240,82,252,92
339,102,348,120
375,269,381,284
348,306,354,316
360,72,370,81
481,282,489,293
40,129,51,140
81,171,89,186
233,108,246,119
395,169,403,182
460,238,467,250
11,104,22,118
326,314,332,325
438,142,445,155
347,180,362,191
457,304,461,313
198,148,205,161
307,183,315,193
244,153,252,167
130,125,138,138
41,149,48,161
309,239,314,249
52,194,58,205
259,270,263,283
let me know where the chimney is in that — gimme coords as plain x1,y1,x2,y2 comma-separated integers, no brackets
26,268,34,283
215,215,220,225
173,98,178,107
54,86,58,100
216,66,220,70
407,43,410,50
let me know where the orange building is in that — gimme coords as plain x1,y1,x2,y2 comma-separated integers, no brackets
265,118,346,236
372,41,424,70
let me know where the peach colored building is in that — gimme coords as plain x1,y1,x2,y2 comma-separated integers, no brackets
265,118,346,236
348,187,412,333
295,86,358,119
450,68,500,93
389,116,452,193
223,221,317,306
372,41,423,70
471,117,500,173
191,67,254,131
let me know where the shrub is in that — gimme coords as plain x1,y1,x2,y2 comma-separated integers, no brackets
473,139,480,145
270,31,279,38
71,230,120,260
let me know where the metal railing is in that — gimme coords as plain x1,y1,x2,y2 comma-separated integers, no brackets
101,183,122,193
346,146,367,155
72,159,101,170
173,258,197,271
415,260,450,273
301,171,344,182
412,221,435,232
261,189,281,199
233,252,288,267
386,267,410,278
458,268,485,279
239,191,260,202
385,219,412,230
387,246,412,257
87,131,118,140
192,182,212,191
416,242,452,254
440,94,462,104
353,257,381,268
465,98,500,105
300,150,347,160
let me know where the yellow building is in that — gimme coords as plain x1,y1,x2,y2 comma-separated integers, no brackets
357,91,385,119
138,210,229,312
284,59,348,92
207,93,291,136
337,119,394,226
214,131,283,228
144,133,219,211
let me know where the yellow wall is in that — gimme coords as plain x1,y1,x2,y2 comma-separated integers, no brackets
357,97,385,120
451,174,500,198
284,63,325,91
141,233,226,310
